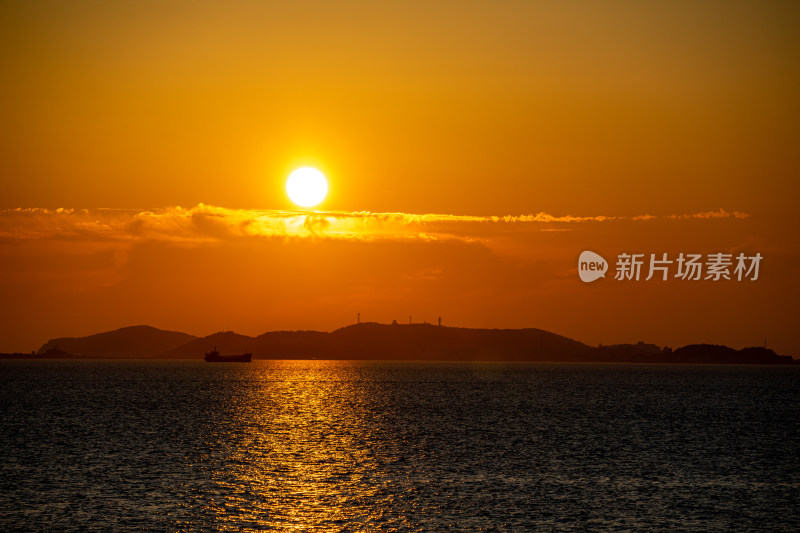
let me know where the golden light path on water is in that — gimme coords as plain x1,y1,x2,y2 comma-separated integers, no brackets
197,361,395,530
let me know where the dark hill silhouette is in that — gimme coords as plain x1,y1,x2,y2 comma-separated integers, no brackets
668,344,793,364
37,325,197,358
163,331,257,359
164,323,592,361
593,342,794,364
253,330,329,357
320,322,593,361
32,323,797,364
163,330,330,358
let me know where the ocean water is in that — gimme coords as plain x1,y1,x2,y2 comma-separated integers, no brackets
1,361,798,532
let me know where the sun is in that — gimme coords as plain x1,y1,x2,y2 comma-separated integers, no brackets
286,167,328,207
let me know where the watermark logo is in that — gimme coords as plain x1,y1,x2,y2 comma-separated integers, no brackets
578,251,608,283
578,251,762,282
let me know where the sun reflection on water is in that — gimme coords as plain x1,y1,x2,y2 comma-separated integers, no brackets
195,361,388,530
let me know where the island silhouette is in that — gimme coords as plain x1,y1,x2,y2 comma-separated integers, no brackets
2,323,792,364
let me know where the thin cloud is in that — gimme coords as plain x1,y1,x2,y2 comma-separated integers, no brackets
0,204,751,244
668,208,750,220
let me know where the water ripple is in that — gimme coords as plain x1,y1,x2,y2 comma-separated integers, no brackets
1,361,798,531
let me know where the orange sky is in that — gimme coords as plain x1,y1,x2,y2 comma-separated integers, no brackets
1,1,798,355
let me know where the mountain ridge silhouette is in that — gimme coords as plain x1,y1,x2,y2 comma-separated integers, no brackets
37,325,197,358
26,323,797,364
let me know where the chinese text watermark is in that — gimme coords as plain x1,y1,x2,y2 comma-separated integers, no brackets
579,252,762,283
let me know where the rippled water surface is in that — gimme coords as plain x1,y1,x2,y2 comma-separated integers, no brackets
1,361,798,531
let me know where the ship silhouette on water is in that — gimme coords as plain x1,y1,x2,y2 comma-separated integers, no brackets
203,347,252,363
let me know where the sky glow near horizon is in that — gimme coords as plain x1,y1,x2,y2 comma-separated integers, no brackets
0,1,797,355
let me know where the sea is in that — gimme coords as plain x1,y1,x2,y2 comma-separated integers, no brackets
1,360,798,532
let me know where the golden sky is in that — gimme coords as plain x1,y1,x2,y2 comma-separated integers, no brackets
1,1,798,354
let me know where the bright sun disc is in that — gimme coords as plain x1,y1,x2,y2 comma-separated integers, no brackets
286,167,328,207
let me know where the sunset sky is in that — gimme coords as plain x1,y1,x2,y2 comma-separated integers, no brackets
1,1,798,355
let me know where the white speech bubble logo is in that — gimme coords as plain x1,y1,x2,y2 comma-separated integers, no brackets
578,251,608,282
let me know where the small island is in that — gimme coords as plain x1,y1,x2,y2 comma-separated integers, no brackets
0,347,78,360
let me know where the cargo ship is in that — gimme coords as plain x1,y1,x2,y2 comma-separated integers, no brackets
203,348,252,362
